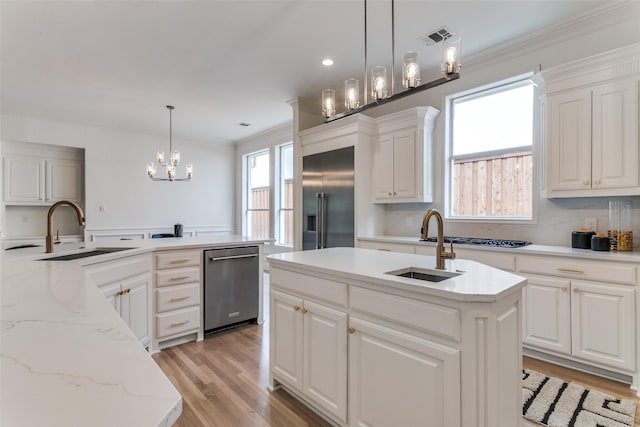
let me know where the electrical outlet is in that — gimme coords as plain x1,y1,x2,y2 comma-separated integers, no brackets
406,217,413,227
99,205,106,213
584,218,597,231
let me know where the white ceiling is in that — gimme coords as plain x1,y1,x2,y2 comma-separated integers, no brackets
0,0,617,144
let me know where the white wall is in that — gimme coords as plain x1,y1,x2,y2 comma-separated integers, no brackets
1,114,235,240
301,2,640,248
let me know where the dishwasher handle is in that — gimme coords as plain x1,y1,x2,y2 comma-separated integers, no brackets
208,253,258,262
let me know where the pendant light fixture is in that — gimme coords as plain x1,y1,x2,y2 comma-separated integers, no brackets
147,105,193,182
321,0,461,121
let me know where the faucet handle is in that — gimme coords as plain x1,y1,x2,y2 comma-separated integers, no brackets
442,241,456,260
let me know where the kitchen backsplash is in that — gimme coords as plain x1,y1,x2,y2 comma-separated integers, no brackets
384,196,640,250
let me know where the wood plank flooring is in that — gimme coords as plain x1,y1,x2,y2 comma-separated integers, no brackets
153,274,640,426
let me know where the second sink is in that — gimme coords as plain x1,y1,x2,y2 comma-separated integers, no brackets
385,267,461,283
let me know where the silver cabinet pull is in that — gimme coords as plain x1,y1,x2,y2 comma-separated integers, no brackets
209,253,258,261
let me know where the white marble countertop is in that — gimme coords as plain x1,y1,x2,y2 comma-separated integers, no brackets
1,235,269,427
358,235,640,263
268,247,527,302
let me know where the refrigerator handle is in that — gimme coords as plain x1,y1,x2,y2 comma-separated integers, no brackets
315,193,321,249
320,193,328,249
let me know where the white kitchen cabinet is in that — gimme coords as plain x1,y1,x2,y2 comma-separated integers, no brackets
3,155,82,204
571,280,635,371
357,239,415,254
522,275,571,354
519,255,636,373
348,316,460,427
152,249,202,352
270,289,348,423
372,107,439,203
541,43,640,198
83,254,152,348
100,274,151,345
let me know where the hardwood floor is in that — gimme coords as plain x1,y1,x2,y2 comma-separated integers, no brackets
153,274,640,426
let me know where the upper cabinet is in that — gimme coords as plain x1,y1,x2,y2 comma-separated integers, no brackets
540,43,640,198
3,143,83,205
373,107,440,203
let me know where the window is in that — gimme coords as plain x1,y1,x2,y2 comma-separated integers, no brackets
277,143,294,246
243,142,294,246
447,78,534,220
246,150,270,239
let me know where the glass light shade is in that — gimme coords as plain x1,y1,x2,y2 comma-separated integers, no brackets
147,161,156,178
402,51,420,88
322,89,335,118
157,151,165,164
167,165,175,181
344,79,359,110
171,149,180,166
186,163,193,178
371,66,387,100
442,37,461,75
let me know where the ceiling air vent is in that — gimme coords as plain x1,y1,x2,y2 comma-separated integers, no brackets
418,26,453,47
238,122,251,127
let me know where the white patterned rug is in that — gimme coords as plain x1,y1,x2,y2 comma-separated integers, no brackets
522,369,637,427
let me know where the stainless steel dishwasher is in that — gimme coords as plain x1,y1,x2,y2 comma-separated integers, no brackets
203,246,259,333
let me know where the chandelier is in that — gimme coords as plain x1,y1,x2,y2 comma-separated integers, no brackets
147,105,193,182
322,0,461,121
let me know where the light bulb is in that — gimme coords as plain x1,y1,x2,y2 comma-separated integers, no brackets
157,151,164,164
147,161,156,178
186,163,193,178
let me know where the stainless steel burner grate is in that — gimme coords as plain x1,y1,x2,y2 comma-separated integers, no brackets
421,236,531,248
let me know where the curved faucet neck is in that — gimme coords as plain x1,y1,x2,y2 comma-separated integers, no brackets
46,200,86,253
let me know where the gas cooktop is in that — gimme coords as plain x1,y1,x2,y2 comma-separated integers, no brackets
420,236,531,248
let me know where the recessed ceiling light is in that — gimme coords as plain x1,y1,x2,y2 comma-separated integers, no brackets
322,59,334,66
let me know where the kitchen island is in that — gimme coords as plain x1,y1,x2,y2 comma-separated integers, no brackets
268,247,527,427
1,235,269,427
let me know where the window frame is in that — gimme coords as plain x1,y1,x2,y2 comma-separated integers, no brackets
444,74,538,224
244,149,271,240
275,142,294,247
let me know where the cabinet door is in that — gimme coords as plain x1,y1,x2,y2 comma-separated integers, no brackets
270,289,304,390
571,280,635,371
548,89,592,191
121,274,150,345
392,129,416,199
3,157,45,203
100,282,122,314
46,159,83,203
522,275,571,354
302,300,347,423
373,134,394,200
349,317,460,427
591,79,639,190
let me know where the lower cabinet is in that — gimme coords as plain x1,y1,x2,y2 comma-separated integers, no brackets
348,316,460,427
523,273,635,371
100,273,151,345
83,254,152,348
271,289,348,423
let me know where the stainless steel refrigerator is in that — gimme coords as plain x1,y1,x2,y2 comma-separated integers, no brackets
302,146,355,250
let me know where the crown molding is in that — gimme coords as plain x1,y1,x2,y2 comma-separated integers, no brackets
462,1,640,72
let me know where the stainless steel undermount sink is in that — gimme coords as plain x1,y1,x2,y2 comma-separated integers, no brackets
38,247,135,261
385,267,462,283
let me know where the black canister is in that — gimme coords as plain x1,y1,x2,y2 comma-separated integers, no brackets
591,235,610,251
174,223,183,237
571,230,596,249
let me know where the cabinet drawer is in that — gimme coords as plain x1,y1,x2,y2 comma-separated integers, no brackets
156,283,200,312
271,268,348,308
350,286,461,342
518,256,636,285
156,250,201,269
453,248,516,272
156,306,200,338
358,240,415,254
84,254,151,287
156,267,200,287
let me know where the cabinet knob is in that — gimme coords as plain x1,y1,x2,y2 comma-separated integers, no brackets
293,306,301,311
393,192,397,196
301,308,309,314
562,287,568,292
594,179,601,185
582,180,590,186
388,192,392,196
348,327,357,334
573,288,580,293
